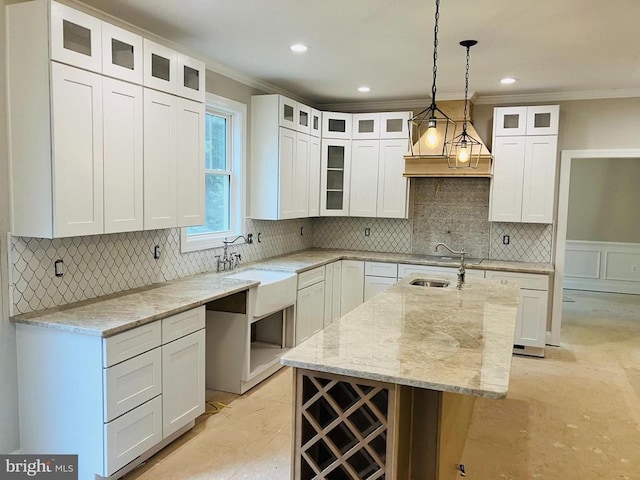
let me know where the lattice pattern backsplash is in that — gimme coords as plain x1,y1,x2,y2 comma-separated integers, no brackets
312,217,412,253
11,218,313,315
490,222,553,263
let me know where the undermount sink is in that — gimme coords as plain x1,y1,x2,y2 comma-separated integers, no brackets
419,255,483,265
410,278,451,288
223,269,297,318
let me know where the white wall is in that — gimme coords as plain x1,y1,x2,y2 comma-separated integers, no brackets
0,0,21,453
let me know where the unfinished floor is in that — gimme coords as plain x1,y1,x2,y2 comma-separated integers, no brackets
123,290,640,479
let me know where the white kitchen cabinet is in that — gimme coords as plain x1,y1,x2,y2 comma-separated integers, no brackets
322,111,352,139
143,38,178,94
324,261,343,328
352,113,381,140
521,136,558,223
250,95,314,220
364,276,397,301
50,0,102,73
377,139,410,219
297,102,312,134
485,271,548,355
50,63,105,238
162,329,206,438
101,22,143,84
144,88,178,229
296,280,325,345
310,108,322,137
177,54,206,102
489,105,559,224
308,136,321,216
103,77,144,233
364,261,398,301
341,260,365,316
177,98,206,227
488,136,526,223
16,306,206,479
380,111,411,139
350,140,380,217
321,139,352,216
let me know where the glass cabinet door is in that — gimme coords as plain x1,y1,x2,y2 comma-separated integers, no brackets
102,23,142,84
278,96,298,131
310,109,322,138
380,111,411,139
143,39,178,94
494,107,528,136
352,113,380,140
322,112,352,140
50,1,102,73
321,140,351,215
177,54,205,102
525,105,560,136
297,103,311,134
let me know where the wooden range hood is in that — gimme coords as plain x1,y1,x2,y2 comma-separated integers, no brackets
404,100,492,178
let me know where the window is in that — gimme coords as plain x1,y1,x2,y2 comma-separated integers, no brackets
181,93,246,252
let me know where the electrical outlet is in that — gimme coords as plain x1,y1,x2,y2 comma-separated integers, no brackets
54,259,64,277
153,245,160,259
364,228,371,237
247,233,253,244
503,235,510,245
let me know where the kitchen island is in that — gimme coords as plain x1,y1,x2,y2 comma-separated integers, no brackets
281,273,519,480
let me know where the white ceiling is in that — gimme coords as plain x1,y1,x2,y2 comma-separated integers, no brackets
79,0,640,106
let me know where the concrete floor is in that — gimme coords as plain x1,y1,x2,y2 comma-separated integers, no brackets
124,290,640,479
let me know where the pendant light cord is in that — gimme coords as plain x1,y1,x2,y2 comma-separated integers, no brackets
463,44,470,134
430,0,440,111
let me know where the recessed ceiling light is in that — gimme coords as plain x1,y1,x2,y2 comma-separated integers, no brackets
501,77,517,85
358,86,371,93
290,44,308,53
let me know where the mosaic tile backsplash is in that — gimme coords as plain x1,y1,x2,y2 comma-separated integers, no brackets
11,219,312,315
11,178,554,315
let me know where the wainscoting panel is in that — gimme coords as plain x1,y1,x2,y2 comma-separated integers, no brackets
564,240,640,294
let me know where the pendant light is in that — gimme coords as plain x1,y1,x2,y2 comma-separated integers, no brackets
446,40,483,168
407,0,456,157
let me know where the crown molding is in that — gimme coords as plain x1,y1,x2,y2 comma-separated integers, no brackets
318,91,475,112
474,88,640,105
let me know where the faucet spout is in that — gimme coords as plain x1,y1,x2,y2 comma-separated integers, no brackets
435,243,466,289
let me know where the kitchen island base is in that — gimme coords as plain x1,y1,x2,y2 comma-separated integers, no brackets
293,368,476,480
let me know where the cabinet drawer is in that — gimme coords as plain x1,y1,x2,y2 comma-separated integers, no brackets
104,396,162,476
103,321,161,367
364,261,398,278
485,271,549,290
162,307,205,344
104,347,162,422
398,264,485,280
298,266,326,290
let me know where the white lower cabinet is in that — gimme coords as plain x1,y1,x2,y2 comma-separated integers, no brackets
296,276,325,345
364,261,398,301
324,261,343,328
162,329,206,438
485,271,548,354
15,307,205,480
341,260,365,316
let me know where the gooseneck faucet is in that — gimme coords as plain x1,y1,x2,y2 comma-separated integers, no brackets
435,243,466,289
216,235,252,272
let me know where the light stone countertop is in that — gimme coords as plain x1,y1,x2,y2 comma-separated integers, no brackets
11,247,549,338
281,273,520,399
10,272,259,337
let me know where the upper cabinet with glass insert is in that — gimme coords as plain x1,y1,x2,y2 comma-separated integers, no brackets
352,113,380,140
310,108,322,138
177,54,205,102
102,23,143,84
50,1,102,73
494,106,559,137
380,111,411,139
143,39,178,93
322,112,352,139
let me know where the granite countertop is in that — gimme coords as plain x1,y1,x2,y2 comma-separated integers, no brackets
11,247,549,338
281,273,520,399
252,248,554,275
10,272,259,337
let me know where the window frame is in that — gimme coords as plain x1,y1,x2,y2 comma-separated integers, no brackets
180,93,246,253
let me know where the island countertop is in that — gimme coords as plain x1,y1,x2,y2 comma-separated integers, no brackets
281,274,520,399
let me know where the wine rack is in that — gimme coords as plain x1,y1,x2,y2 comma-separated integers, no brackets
294,369,397,479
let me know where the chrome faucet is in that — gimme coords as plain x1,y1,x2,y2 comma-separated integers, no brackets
435,243,466,289
216,235,252,272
